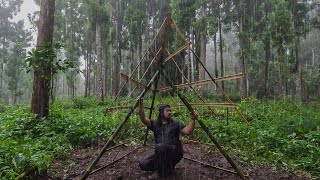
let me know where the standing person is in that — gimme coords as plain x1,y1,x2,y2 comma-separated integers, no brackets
137,97,198,177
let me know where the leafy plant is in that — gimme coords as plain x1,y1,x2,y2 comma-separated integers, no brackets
24,42,77,80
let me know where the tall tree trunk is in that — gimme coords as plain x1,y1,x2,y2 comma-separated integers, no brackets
293,36,301,101
239,8,248,100
137,33,142,80
218,5,225,91
190,28,195,82
160,0,169,23
0,59,3,99
199,4,207,97
213,34,218,78
263,36,271,98
0,37,6,99
291,0,303,102
96,0,104,102
213,33,219,93
112,0,121,97
85,28,90,97
104,39,109,97
31,0,55,117
88,35,92,96
199,33,206,96
277,37,286,100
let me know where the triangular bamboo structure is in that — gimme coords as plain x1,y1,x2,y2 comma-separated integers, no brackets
81,13,248,180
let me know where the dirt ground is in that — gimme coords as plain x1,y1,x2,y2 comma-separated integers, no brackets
40,142,308,180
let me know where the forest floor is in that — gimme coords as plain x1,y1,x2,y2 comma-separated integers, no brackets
38,142,308,180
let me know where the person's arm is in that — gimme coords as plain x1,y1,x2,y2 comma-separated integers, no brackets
137,97,152,128
181,111,198,135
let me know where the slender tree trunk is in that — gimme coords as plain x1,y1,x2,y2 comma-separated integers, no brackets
104,40,109,97
88,33,92,96
13,90,17,106
0,59,3,99
31,0,55,117
213,33,219,93
0,37,6,99
199,4,207,97
218,6,225,91
85,28,90,97
160,0,168,23
239,10,247,100
190,28,195,83
112,0,121,97
137,34,142,80
96,0,104,102
275,27,286,100
199,33,206,96
213,34,218,78
263,34,271,98
187,27,192,83
292,36,301,101
84,48,88,97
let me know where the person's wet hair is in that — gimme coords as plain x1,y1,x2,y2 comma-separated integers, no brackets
157,104,171,126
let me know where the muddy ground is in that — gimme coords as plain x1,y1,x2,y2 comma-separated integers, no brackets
40,142,308,180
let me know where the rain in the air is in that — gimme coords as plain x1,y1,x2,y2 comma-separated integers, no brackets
1,0,319,179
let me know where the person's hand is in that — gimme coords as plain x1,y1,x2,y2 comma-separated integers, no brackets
136,96,143,107
190,111,199,121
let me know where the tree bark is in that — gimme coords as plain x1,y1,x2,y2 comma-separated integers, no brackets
112,0,121,97
218,5,225,92
239,6,248,100
31,0,55,117
199,3,207,97
0,58,3,99
96,0,104,102
262,30,271,99
190,28,195,83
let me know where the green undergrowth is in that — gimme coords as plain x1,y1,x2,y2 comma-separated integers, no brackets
0,96,319,179
192,98,320,178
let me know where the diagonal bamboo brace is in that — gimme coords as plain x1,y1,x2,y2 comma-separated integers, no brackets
80,70,160,180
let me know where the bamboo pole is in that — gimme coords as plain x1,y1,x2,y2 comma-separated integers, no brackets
105,103,235,113
157,73,243,92
89,146,141,175
183,157,239,175
80,70,160,180
163,43,189,64
120,73,146,88
161,70,247,180
15,170,31,180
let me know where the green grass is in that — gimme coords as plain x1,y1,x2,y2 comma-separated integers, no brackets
0,96,319,179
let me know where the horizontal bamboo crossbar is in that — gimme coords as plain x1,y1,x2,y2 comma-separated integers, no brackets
105,103,235,112
158,73,243,92
120,73,145,88
172,103,236,108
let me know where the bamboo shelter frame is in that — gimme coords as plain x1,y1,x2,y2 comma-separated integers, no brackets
81,13,249,180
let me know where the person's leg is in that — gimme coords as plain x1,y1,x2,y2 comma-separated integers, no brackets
155,143,175,176
171,150,183,168
139,154,157,171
